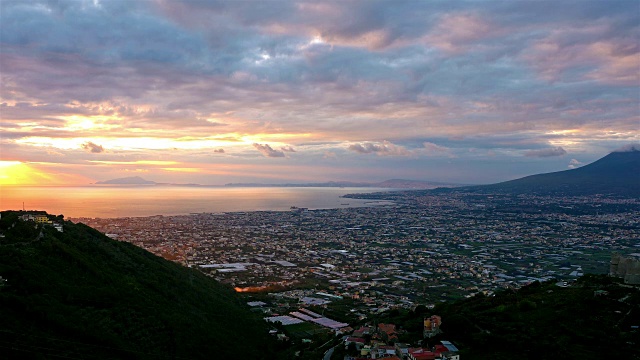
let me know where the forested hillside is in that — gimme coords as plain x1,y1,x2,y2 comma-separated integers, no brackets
435,276,640,359
0,211,276,359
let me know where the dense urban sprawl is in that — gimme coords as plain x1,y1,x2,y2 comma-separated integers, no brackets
72,191,640,312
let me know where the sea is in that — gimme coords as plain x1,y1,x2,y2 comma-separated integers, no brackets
0,185,395,218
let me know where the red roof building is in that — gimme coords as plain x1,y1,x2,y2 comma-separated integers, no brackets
408,348,437,360
378,323,398,342
434,344,448,354
345,337,366,344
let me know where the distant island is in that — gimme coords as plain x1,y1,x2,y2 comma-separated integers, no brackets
95,176,157,185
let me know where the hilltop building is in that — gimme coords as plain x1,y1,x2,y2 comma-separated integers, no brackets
424,315,442,338
19,212,63,232
20,213,50,224
610,253,640,285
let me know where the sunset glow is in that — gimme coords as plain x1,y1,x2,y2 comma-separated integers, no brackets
0,1,638,185
0,161,58,185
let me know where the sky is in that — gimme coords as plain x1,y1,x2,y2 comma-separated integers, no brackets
1,0,638,186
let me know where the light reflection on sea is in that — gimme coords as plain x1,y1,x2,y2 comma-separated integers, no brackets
0,186,394,218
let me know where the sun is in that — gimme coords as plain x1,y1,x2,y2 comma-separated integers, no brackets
0,161,57,185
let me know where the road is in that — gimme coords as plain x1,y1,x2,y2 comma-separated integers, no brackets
322,345,335,360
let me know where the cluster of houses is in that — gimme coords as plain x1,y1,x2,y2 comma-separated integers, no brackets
344,320,459,360
19,212,63,232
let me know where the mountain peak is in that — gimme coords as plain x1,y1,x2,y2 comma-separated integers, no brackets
612,143,640,153
467,148,639,197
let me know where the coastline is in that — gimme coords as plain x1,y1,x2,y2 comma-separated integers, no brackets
1,185,397,218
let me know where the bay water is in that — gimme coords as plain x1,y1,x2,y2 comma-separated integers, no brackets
0,185,393,218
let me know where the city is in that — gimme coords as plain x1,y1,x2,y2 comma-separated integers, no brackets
72,191,640,318
2,0,639,358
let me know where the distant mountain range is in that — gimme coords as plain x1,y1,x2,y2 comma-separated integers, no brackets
224,179,462,189
458,147,639,197
95,176,462,189
95,147,639,196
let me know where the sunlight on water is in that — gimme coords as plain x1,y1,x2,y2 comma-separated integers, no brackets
0,186,391,218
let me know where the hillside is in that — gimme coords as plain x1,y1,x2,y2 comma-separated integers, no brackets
0,211,275,359
468,149,640,196
434,276,640,359
366,275,640,359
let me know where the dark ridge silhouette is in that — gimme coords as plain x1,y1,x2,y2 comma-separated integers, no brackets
460,148,639,196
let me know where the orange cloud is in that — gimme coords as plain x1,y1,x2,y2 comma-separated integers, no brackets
89,160,179,166
161,167,201,173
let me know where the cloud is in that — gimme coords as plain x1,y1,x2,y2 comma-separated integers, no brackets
1,1,638,185
425,13,503,54
214,148,225,153
524,146,567,158
613,143,640,152
423,142,452,155
253,143,285,157
521,24,639,85
348,141,410,156
568,158,582,169
323,151,337,159
81,141,104,153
